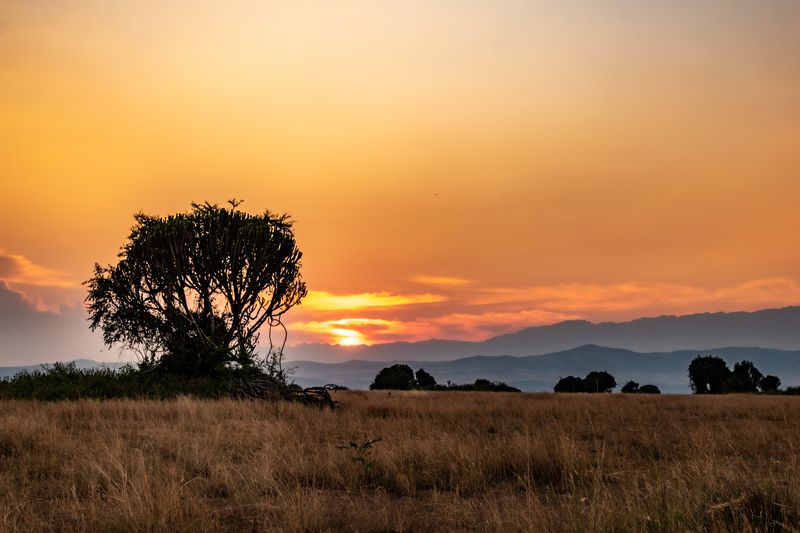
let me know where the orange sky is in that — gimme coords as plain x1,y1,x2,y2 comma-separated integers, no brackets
1,1,799,355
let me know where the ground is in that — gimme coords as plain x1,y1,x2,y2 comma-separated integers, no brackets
1,392,798,532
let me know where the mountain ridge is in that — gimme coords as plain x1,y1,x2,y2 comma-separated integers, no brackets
286,306,800,363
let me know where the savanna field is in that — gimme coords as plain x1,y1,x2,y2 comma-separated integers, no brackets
1,392,799,532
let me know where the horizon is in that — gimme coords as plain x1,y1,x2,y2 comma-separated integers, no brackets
2,1,799,364
1,304,798,367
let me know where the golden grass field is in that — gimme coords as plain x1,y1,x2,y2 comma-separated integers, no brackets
1,391,799,532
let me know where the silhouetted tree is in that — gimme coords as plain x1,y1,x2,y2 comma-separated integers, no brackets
760,375,781,393
370,364,416,390
621,380,639,393
584,371,616,393
637,384,661,394
415,368,436,389
729,360,764,393
688,355,730,394
554,376,586,393
85,201,306,377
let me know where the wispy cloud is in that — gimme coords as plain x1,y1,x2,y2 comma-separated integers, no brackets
301,290,445,311
0,249,76,288
471,278,800,314
290,318,403,345
411,275,474,287
0,249,81,311
286,277,800,345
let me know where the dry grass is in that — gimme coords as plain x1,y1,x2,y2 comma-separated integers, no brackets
1,392,799,532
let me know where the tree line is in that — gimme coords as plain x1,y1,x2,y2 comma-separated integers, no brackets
554,371,661,394
370,364,520,392
688,355,783,394
553,355,795,395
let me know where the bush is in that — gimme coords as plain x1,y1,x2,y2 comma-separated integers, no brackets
445,379,520,392
0,363,281,401
637,384,661,394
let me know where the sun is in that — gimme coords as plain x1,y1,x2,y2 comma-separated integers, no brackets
330,328,367,346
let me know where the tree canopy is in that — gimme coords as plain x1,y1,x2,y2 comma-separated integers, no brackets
760,375,781,393
370,364,416,390
688,355,731,394
415,368,437,389
85,201,306,377
584,371,617,393
554,376,586,393
729,360,763,393
621,380,639,393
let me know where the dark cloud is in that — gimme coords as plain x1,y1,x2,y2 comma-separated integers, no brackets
0,281,119,365
0,254,22,278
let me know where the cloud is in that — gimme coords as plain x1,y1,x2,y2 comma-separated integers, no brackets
410,275,474,287
0,249,82,311
286,277,800,345
0,249,76,288
290,318,403,345
471,278,800,315
301,290,445,311
0,281,110,365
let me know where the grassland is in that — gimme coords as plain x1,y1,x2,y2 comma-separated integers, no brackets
1,392,799,532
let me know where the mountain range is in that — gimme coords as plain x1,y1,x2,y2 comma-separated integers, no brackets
2,307,798,393
289,345,800,393
284,306,800,363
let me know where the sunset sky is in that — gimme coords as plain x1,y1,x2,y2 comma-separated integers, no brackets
1,1,799,363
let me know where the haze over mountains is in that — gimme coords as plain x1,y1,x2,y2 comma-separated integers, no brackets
290,346,800,393
285,307,800,363
283,307,800,392
2,307,798,393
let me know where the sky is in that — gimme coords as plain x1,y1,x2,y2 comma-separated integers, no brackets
1,1,799,364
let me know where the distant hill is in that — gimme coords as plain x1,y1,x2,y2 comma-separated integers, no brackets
4,346,799,394
289,345,800,393
285,306,800,363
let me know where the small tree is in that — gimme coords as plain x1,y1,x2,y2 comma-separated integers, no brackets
415,368,437,389
85,201,306,378
554,376,586,393
760,375,781,393
584,371,616,393
370,364,416,390
621,380,639,393
688,355,730,394
729,360,763,393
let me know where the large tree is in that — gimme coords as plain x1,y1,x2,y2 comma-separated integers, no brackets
85,201,306,376
584,371,617,393
370,364,416,390
554,376,586,393
729,360,764,393
688,355,730,394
